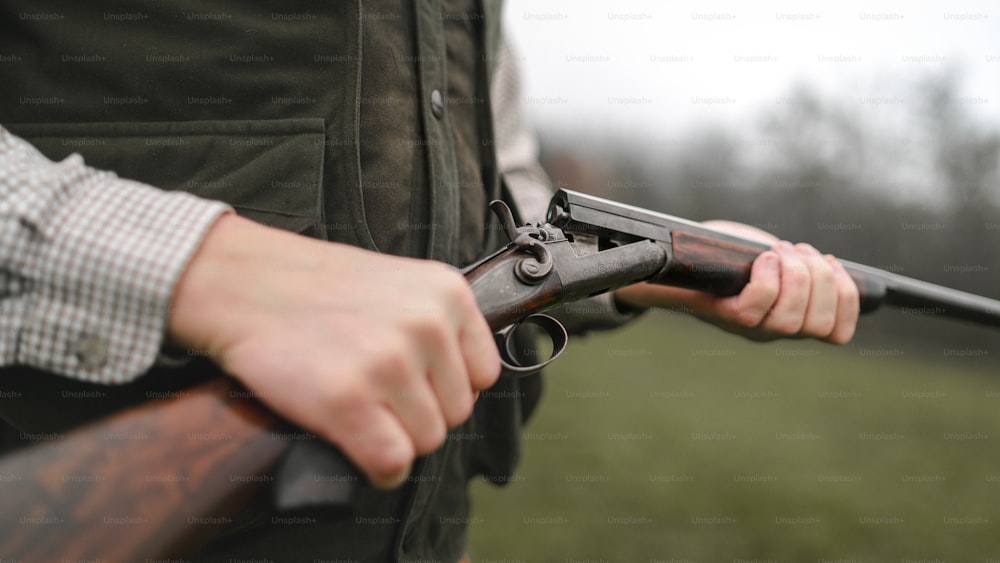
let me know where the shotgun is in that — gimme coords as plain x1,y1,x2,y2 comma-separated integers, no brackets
2,188,999,560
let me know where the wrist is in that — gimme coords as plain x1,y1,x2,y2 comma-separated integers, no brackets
167,211,250,353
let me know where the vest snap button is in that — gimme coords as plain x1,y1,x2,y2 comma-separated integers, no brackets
430,89,445,119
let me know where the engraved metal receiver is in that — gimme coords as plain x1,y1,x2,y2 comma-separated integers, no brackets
462,196,671,375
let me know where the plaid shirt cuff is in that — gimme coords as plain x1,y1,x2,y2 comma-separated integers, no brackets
1,128,231,383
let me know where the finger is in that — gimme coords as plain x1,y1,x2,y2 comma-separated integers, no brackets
353,327,448,457
796,244,838,338
432,264,501,391
373,353,448,456
714,250,780,327
761,241,811,335
330,402,415,489
425,329,476,428
456,294,502,392
389,383,448,456
825,255,860,343
423,263,501,392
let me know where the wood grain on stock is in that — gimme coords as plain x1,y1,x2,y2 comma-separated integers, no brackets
0,377,288,561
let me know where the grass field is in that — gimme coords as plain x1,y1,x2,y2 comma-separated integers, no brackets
469,310,1000,562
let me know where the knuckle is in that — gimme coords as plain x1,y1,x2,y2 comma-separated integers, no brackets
840,282,861,307
445,394,474,427
758,285,781,309
805,315,836,338
356,332,391,359
769,315,804,336
729,290,775,327
813,263,836,286
784,266,811,291
824,320,855,344
443,275,479,312
320,380,367,414
832,325,857,344
736,305,768,327
411,310,451,344
473,355,502,389
413,419,448,455
371,354,413,388
796,243,823,261
368,337,420,381
369,446,413,482
338,422,414,487
432,263,469,293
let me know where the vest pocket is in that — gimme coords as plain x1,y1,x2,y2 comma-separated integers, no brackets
8,118,327,239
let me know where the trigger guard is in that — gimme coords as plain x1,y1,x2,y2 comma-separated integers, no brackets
495,314,568,377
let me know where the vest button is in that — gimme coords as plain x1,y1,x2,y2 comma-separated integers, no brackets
430,89,444,119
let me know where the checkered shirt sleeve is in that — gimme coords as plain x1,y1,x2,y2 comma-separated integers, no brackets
0,126,231,383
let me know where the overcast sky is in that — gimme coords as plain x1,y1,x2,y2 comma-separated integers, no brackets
503,0,1000,141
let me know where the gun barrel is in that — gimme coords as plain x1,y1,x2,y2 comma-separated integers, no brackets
550,189,1000,330
843,260,1000,327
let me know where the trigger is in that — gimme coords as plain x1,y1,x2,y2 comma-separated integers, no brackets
495,314,568,377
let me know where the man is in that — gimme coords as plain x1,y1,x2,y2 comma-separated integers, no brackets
0,1,857,560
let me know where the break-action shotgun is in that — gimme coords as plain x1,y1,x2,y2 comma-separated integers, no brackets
2,188,998,561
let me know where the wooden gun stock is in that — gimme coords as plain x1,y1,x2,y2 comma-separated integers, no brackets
0,378,289,561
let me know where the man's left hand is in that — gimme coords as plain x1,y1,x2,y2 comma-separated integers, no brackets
613,220,860,344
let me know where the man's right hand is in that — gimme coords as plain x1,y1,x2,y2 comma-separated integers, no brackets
167,213,502,488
